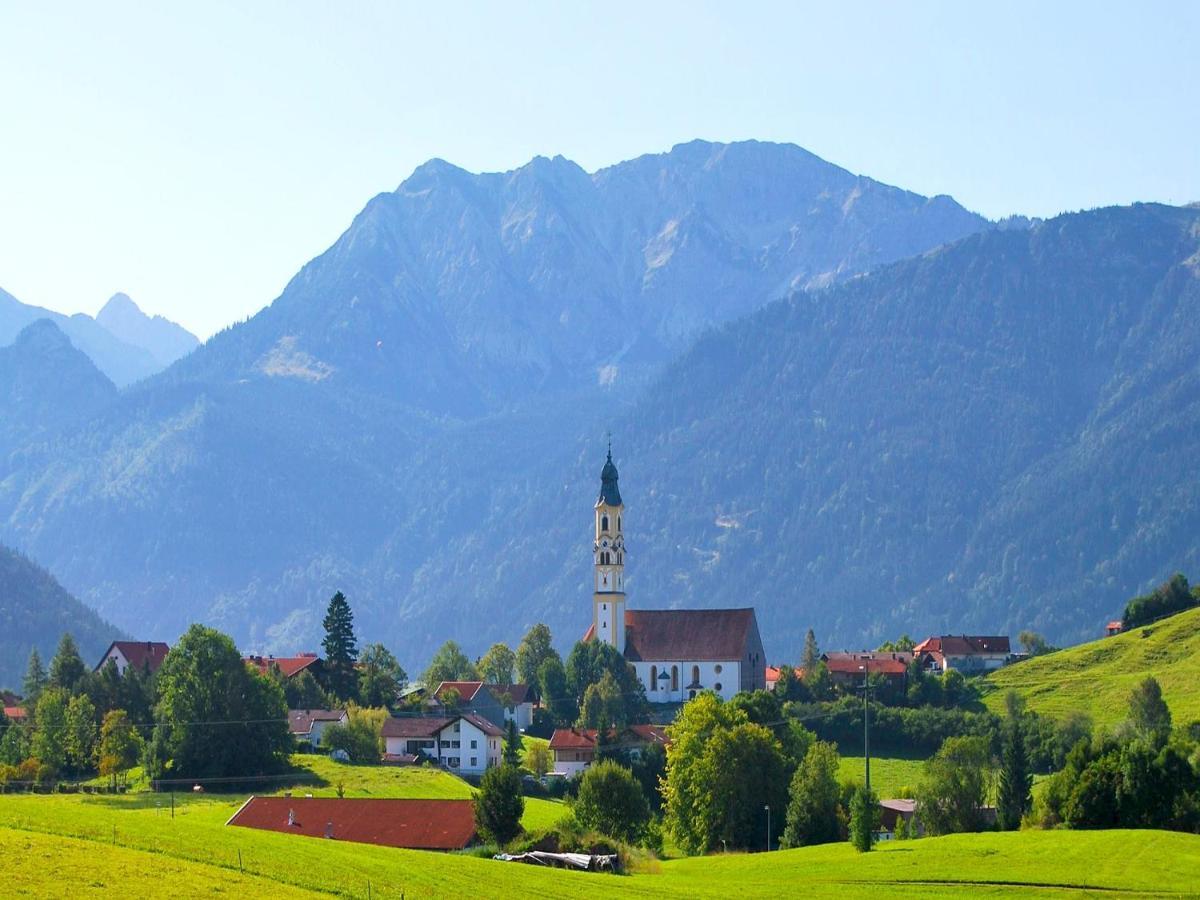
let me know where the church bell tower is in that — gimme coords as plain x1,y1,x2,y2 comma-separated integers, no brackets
593,444,626,650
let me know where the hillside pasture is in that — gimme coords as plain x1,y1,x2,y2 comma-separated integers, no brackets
982,606,1200,729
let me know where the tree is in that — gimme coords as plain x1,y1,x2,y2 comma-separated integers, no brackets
321,591,359,701
565,640,646,725
917,735,993,835
503,719,522,766
48,633,87,695
848,784,879,852
877,635,915,652
574,759,650,843
358,643,406,708
479,643,517,685
98,710,143,788
1127,676,1171,742
662,693,788,854
782,741,843,847
64,693,98,774
322,705,387,763
773,665,811,703
579,670,626,731
1123,573,1196,629
996,697,1032,830
801,629,820,679
526,741,551,777
285,669,331,710
474,764,524,846
155,624,291,779
31,687,69,775
1018,630,1057,657
538,657,576,725
516,624,559,700
22,648,47,707
422,640,478,686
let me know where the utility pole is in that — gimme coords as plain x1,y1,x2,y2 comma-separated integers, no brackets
763,804,771,852
860,664,871,795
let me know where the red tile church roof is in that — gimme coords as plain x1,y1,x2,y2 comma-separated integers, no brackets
584,608,758,661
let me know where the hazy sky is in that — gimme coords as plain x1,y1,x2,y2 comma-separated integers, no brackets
1,1,1197,338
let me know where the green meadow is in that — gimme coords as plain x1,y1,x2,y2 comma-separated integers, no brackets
0,789,1196,899
982,606,1200,729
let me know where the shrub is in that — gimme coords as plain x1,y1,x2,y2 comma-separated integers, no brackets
573,759,650,844
474,764,524,846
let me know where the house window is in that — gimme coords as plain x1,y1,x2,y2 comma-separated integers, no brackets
471,740,477,749
671,666,678,691
448,757,460,768
471,757,477,767
650,665,657,687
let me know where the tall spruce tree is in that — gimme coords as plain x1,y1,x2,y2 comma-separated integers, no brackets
48,633,87,694
801,629,820,678
321,591,359,702
996,716,1032,830
22,648,47,706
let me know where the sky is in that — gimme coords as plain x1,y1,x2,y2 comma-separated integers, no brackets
1,1,1197,338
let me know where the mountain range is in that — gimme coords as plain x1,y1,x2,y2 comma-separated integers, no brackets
1,140,1196,668
0,288,198,386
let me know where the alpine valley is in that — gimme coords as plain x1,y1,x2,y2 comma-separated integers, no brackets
2,140,1198,663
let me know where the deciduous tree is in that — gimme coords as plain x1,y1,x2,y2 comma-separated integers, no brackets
98,709,143,788
574,759,650,842
782,741,843,847
422,640,478,686
917,735,993,835
516,624,558,700
479,643,516,686
358,643,406,708
474,764,524,846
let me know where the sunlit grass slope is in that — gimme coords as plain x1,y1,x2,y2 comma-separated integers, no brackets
0,792,1197,897
982,606,1200,729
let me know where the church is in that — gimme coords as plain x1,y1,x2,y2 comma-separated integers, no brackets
583,448,766,702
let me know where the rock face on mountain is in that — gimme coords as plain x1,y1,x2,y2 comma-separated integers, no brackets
173,140,988,415
13,147,1198,665
0,544,125,689
96,293,199,368
0,319,116,456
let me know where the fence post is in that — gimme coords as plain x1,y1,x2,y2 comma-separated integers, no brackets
238,848,243,873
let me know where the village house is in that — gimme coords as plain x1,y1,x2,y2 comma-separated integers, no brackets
243,652,323,680
583,448,766,702
3,705,27,725
94,640,170,676
288,709,348,749
432,681,534,731
548,724,670,778
765,666,783,691
914,635,1012,672
821,651,913,691
877,799,921,840
1106,620,1124,637
227,796,477,851
381,713,502,774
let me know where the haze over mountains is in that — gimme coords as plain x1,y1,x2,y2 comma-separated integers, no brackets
0,288,198,386
1,139,1197,667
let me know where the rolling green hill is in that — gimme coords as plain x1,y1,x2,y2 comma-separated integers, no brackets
0,790,1196,898
982,606,1200,729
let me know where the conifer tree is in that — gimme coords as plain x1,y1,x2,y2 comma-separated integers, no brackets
503,718,522,766
22,648,47,706
48,633,87,694
321,591,359,701
801,629,820,679
848,783,879,852
996,715,1032,830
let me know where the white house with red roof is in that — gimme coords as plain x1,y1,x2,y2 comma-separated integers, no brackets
381,713,502,774
288,709,348,748
914,635,1012,672
94,641,170,676
584,448,766,702
548,724,670,777
243,652,323,680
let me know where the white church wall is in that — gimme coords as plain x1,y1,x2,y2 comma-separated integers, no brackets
634,660,741,703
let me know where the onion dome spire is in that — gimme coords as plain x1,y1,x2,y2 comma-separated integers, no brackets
598,441,622,506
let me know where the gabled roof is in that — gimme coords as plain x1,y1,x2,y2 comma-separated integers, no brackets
489,684,531,705
548,724,669,752
913,635,1011,656
606,608,758,661
227,797,476,850
97,641,170,674
823,651,912,676
434,681,485,702
288,709,347,735
244,653,322,679
381,713,504,740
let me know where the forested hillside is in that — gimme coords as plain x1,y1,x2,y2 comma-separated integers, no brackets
0,545,124,689
3,155,1198,664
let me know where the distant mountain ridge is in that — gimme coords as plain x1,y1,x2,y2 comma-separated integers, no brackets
10,144,1194,666
0,287,197,386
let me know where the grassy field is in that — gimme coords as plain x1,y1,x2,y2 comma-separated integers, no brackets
0,790,1196,898
981,606,1200,729
837,754,925,797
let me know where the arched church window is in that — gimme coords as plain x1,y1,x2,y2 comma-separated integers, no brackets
601,515,609,532
650,665,657,686
671,666,679,692
692,665,700,686
617,516,622,531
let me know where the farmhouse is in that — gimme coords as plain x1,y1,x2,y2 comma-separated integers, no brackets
227,796,476,850
381,713,502,774
3,706,26,724
433,681,534,731
548,724,670,778
821,651,912,690
288,709,348,748
243,652,323,679
915,635,1012,672
94,641,170,676
583,448,766,702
